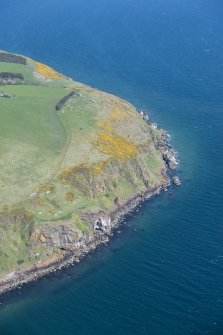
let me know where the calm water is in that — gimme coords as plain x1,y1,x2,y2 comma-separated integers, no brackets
0,0,223,334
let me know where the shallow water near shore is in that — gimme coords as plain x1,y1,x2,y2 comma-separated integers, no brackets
0,0,223,334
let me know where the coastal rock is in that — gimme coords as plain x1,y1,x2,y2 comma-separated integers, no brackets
173,176,181,186
162,149,178,169
94,215,111,232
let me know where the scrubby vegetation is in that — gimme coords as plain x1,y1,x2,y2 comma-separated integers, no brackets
0,72,24,84
33,60,65,80
94,133,140,161
0,52,26,65
0,72,24,80
55,91,78,110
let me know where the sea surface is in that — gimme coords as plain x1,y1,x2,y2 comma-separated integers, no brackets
0,0,223,334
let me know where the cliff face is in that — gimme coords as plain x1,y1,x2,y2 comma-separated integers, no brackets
0,51,177,281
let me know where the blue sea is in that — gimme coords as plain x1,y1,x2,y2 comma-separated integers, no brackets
0,0,223,334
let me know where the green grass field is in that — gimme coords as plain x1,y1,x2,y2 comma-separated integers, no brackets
0,85,68,205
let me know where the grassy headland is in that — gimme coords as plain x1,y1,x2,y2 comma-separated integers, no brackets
0,51,169,280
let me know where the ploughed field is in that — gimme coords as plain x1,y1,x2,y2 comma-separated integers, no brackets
0,51,166,278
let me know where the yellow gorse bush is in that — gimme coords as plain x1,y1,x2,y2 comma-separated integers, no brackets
34,61,65,80
91,160,108,176
98,105,128,133
65,192,74,202
59,160,109,182
97,120,112,133
59,99,140,185
110,106,127,122
95,103,139,161
94,133,139,161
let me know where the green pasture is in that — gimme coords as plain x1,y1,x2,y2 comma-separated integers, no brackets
0,85,68,205
0,60,37,83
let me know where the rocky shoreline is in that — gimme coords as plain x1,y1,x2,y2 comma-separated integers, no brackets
0,131,179,296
